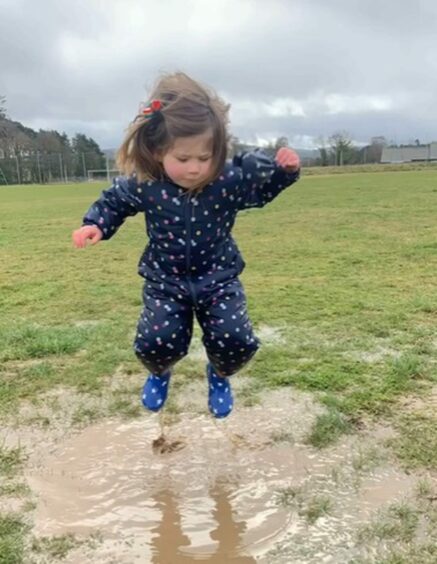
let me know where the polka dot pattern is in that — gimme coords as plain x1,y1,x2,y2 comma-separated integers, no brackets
81,150,300,376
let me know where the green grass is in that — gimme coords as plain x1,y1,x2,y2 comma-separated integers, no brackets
0,324,90,362
0,514,28,564
274,485,303,507
306,409,353,447
357,502,419,544
0,483,30,497
376,545,437,564
0,446,26,478
302,495,332,524
1,172,437,467
274,486,332,524
31,532,99,559
355,494,437,563
351,445,386,473
415,478,433,499
388,413,437,470
303,161,437,175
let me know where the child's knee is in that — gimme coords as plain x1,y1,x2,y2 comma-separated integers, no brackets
235,335,260,365
222,331,260,357
133,330,189,366
207,333,260,376
246,335,260,355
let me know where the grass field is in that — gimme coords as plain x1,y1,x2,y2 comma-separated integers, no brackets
1,170,437,561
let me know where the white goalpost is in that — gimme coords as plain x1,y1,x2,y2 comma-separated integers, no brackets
87,169,121,182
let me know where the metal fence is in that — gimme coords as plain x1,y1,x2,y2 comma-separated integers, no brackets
0,152,115,185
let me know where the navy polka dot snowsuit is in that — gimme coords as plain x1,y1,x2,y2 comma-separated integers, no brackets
83,150,300,376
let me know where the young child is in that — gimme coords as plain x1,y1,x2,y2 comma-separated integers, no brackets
72,72,300,419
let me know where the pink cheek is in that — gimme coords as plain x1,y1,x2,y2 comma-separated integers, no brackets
165,162,184,180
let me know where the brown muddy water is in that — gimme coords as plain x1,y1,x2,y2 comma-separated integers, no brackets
13,390,418,562
25,392,315,563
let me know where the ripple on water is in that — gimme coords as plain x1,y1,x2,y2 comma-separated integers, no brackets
26,413,314,562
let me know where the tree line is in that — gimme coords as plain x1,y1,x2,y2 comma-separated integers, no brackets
230,132,387,167
0,96,106,185
1,94,390,185
314,132,386,166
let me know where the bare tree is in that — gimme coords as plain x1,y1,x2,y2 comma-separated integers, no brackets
329,131,353,166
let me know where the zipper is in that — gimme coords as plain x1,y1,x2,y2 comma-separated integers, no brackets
184,194,197,304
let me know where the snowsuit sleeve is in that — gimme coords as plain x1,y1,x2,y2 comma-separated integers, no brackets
233,149,300,210
82,176,145,240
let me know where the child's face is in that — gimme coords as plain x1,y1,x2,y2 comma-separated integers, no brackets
161,131,214,189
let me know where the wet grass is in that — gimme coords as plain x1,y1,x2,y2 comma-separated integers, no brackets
274,485,303,508
32,533,83,559
0,514,28,564
355,490,437,563
31,531,102,560
0,483,30,497
270,438,437,563
0,446,27,478
306,408,353,447
352,544,437,564
357,502,419,544
415,478,433,499
31,533,81,559
269,428,294,444
388,413,437,470
0,446,29,503
274,486,332,524
302,495,332,524
376,545,437,564
351,445,387,473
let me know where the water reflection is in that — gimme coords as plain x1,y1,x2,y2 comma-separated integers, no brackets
150,489,191,563
208,480,255,563
150,480,256,563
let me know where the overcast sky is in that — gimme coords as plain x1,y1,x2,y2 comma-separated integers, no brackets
1,0,436,150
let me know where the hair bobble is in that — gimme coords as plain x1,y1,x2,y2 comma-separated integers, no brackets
139,99,163,117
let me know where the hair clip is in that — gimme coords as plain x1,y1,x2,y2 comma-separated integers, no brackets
139,99,162,117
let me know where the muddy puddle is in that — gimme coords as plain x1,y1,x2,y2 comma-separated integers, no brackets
19,390,418,563
26,404,314,562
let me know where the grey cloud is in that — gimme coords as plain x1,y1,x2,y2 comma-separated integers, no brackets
1,0,436,149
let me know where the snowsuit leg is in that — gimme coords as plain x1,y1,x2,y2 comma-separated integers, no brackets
196,277,260,376
134,277,193,374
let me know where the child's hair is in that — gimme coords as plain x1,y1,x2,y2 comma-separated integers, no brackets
117,72,230,189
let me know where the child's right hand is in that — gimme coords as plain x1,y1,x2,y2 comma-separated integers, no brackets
72,225,103,248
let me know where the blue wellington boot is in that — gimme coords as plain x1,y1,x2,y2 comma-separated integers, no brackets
141,371,171,412
207,363,233,418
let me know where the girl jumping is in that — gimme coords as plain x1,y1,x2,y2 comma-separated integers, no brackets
72,72,300,418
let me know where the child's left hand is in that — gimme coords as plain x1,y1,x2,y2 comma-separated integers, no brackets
275,147,300,172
